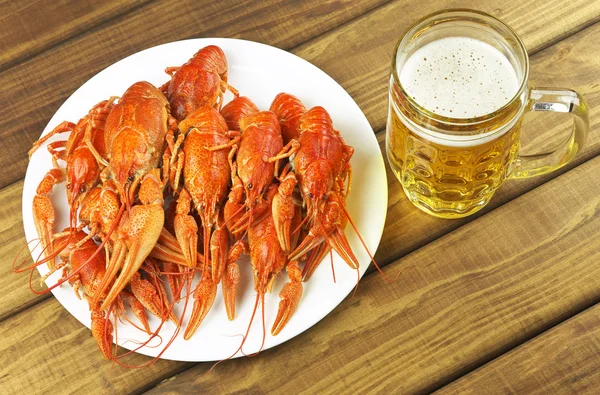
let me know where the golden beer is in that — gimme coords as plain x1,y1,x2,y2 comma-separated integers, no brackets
387,10,589,218
387,104,521,217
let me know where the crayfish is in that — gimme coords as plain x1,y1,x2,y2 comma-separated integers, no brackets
16,45,383,368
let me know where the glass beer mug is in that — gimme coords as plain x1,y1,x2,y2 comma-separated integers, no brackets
386,9,589,218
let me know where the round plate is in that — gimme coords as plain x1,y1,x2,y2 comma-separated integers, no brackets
23,38,387,362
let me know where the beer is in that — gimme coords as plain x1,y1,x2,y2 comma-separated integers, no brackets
387,103,521,217
386,10,588,218
387,37,521,217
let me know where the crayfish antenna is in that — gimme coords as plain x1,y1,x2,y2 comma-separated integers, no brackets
331,250,337,283
242,293,267,357
12,238,43,274
13,232,87,296
108,271,190,369
339,203,400,283
206,291,262,374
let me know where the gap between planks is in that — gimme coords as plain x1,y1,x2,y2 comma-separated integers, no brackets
0,0,157,74
431,286,600,393
2,5,599,393
435,302,600,393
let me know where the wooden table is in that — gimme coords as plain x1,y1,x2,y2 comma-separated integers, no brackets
1,1,599,393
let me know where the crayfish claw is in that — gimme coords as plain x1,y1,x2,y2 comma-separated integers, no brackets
272,262,302,336
33,168,66,269
222,240,244,320
328,228,359,270
222,261,240,321
183,276,217,340
302,243,331,282
174,210,199,270
130,271,177,326
91,310,114,360
124,291,152,334
288,232,324,263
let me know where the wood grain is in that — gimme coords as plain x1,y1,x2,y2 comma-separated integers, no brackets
0,298,192,394
146,143,600,393
0,0,392,189
0,180,48,321
438,304,600,394
7,153,600,394
0,0,152,71
2,1,599,393
5,21,600,325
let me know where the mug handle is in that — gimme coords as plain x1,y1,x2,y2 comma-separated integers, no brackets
510,88,589,179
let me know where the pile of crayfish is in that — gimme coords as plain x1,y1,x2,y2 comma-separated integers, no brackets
16,45,376,364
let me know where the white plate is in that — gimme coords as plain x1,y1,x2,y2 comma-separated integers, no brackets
23,38,387,362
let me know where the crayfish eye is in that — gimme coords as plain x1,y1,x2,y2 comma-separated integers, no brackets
322,194,327,201
307,192,313,199
247,183,253,190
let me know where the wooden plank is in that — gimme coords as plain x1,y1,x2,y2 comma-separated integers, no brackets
147,140,600,394
0,180,49,321
0,298,191,394
0,0,151,70
438,304,600,394
3,6,600,327
0,0,152,71
0,0,391,189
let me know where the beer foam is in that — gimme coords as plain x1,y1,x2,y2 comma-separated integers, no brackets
399,37,520,118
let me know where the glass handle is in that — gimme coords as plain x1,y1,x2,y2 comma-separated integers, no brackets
510,88,589,179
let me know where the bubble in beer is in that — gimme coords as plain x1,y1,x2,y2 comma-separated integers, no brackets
399,37,519,118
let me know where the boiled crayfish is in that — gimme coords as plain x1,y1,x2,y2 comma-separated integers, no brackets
16,44,379,368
